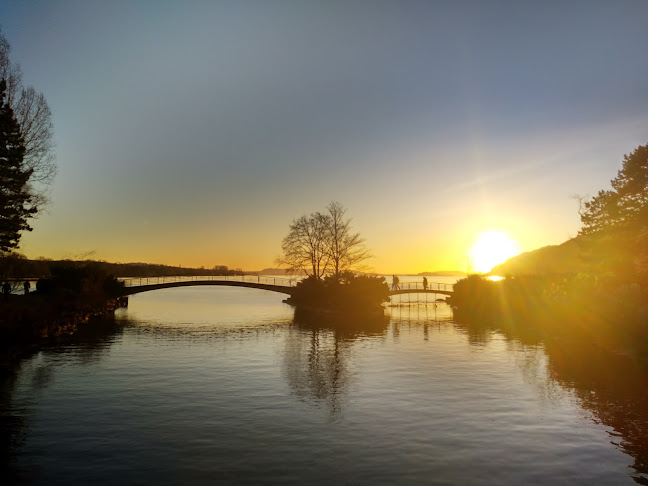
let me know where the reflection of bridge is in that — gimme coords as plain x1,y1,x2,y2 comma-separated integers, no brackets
119,276,454,297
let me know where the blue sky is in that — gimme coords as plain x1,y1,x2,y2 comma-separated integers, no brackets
2,1,647,272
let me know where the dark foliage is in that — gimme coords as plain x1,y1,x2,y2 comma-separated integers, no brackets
36,261,124,301
289,272,389,311
1,262,127,361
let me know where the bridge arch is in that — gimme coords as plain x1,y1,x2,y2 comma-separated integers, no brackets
120,279,295,297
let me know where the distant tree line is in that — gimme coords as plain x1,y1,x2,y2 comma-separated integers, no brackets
0,254,243,279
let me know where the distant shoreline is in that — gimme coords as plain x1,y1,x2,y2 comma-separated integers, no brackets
254,268,467,277
2,257,466,279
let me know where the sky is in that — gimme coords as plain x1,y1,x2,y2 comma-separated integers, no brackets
1,1,647,274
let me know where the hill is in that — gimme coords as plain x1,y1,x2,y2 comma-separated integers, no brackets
490,239,583,276
490,228,646,281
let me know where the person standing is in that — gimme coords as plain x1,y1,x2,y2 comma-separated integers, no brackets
2,281,11,300
24,280,31,295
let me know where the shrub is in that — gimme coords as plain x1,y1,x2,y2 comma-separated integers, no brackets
36,261,124,300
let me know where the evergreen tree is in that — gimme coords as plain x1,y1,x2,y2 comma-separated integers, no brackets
0,78,36,253
580,144,648,234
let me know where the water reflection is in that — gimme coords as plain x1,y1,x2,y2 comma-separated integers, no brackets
0,370,24,484
0,318,125,484
2,290,647,484
283,308,389,416
544,340,648,483
453,311,648,484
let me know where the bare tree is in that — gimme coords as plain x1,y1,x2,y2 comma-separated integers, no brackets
278,212,331,278
14,86,55,185
325,201,370,277
0,31,21,105
278,202,371,279
0,27,56,205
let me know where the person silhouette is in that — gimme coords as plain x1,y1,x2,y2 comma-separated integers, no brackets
24,280,30,295
423,277,428,290
2,281,10,300
392,275,400,290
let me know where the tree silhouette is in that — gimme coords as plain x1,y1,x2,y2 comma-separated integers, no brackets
0,28,56,204
279,212,330,278
278,202,370,278
0,79,36,253
580,144,648,234
325,201,371,278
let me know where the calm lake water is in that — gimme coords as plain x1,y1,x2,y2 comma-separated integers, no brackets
2,278,647,485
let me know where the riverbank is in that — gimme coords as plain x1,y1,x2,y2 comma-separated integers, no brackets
0,293,126,367
448,274,648,358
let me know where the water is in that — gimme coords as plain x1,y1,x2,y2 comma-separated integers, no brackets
2,282,647,484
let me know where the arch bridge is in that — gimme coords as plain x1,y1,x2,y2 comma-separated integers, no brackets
119,276,454,298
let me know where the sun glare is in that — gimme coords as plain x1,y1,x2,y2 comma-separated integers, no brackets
469,231,519,274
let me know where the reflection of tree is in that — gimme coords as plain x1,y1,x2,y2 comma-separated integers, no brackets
454,312,648,484
0,368,25,483
282,308,388,416
45,317,127,365
0,317,125,481
544,340,648,484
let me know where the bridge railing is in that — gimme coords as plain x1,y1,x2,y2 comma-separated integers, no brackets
120,275,300,288
390,281,454,292
120,275,453,292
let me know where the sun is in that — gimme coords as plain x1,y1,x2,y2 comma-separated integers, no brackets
469,230,520,274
